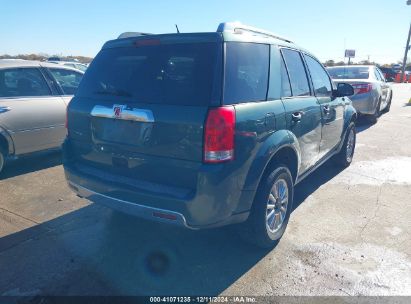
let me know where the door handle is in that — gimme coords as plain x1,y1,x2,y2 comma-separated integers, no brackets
323,105,330,114
291,111,303,122
0,106,11,113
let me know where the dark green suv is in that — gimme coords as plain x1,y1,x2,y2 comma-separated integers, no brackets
63,22,356,248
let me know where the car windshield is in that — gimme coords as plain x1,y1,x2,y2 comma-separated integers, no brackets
76,42,220,106
327,66,370,79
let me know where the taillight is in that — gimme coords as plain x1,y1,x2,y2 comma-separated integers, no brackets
352,83,372,94
203,106,235,163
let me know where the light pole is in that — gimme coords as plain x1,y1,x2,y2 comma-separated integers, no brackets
401,1,411,82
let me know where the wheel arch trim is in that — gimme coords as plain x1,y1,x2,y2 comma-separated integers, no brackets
337,107,357,154
242,129,301,191
0,125,14,155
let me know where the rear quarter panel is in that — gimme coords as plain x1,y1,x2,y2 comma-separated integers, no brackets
233,99,299,192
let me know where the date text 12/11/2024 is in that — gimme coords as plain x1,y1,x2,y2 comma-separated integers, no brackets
149,296,257,303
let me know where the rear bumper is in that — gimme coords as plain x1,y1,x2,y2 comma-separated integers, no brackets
63,140,254,229
350,93,376,115
68,180,192,228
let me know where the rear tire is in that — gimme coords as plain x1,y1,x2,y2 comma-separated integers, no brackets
334,122,356,168
240,165,294,248
383,92,392,113
367,98,381,124
0,147,5,176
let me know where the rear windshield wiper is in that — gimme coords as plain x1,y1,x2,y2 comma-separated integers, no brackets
94,89,132,97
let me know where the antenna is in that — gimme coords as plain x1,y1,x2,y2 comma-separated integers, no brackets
175,24,180,33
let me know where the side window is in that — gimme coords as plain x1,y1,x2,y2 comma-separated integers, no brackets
281,49,311,97
280,57,292,97
0,68,51,97
374,68,382,81
376,68,385,82
48,68,83,95
304,55,332,97
224,42,269,103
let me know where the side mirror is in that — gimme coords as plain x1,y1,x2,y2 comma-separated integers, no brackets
335,83,354,97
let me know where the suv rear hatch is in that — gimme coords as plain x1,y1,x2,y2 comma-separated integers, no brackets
67,34,223,194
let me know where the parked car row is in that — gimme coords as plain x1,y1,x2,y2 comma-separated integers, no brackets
48,61,88,72
0,22,393,248
378,66,411,82
378,66,398,81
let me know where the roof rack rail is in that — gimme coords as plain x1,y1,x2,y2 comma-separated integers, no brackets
117,32,153,39
217,22,293,44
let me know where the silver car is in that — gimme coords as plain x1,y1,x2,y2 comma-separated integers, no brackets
0,59,84,174
327,65,392,123
48,61,88,72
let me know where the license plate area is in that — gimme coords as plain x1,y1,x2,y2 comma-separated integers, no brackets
91,117,152,147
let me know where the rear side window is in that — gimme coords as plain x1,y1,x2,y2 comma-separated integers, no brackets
0,68,51,97
304,55,332,97
280,58,292,97
224,42,269,104
49,68,83,95
376,68,385,81
76,43,220,106
281,49,311,97
374,68,381,81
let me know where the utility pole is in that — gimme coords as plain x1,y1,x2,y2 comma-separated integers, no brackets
401,23,411,82
402,0,411,82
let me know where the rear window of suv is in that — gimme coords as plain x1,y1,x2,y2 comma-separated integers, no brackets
76,42,221,106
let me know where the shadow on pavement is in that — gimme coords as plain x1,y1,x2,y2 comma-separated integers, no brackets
355,116,374,133
1,150,62,180
293,160,344,211
0,160,346,296
0,204,270,296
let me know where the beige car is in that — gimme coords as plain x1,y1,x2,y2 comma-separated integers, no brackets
0,59,84,174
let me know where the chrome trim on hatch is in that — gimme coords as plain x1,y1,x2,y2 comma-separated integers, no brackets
68,181,194,229
91,105,155,122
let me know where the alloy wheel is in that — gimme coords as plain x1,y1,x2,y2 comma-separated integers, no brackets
266,178,289,233
346,128,355,163
0,152,4,174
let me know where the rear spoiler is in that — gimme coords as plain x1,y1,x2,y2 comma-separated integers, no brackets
117,32,153,39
